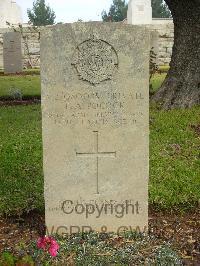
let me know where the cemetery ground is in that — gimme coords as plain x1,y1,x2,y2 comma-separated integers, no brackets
0,72,199,265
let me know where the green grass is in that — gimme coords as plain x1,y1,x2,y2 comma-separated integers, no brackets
0,105,43,215
150,106,200,210
159,65,170,73
0,73,165,99
0,73,199,215
151,73,167,93
0,75,41,99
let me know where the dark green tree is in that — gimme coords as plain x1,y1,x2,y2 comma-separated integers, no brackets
102,0,127,22
152,0,171,18
27,0,56,26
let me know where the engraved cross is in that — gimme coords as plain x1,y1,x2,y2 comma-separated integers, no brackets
76,131,116,194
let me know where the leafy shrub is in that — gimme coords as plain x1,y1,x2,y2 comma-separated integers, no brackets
9,88,23,100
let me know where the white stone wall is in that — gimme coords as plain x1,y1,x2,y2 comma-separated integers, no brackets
151,19,174,66
0,21,174,69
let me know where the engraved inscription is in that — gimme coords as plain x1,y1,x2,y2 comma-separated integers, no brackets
43,91,145,127
72,35,118,85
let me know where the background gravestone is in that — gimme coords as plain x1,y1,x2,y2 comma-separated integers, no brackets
41,23,150,234
3,32,23,74
127,0,152,25
0,0,22,28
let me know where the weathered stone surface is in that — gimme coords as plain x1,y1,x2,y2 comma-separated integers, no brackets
43,22,150,234
3,31,22,73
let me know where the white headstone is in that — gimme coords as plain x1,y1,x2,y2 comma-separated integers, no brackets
0,0,22,28
127,0,152,25
41,23,150,235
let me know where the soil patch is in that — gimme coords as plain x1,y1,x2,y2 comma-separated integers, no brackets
0,99,41,106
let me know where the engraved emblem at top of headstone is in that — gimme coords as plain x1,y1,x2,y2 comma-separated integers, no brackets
72,35,118,85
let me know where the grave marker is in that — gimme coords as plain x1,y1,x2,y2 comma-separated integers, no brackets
41,23,150,235
127,0,152,25
3,32,22,74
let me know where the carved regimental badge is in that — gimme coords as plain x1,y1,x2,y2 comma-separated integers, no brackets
72,36,118,85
